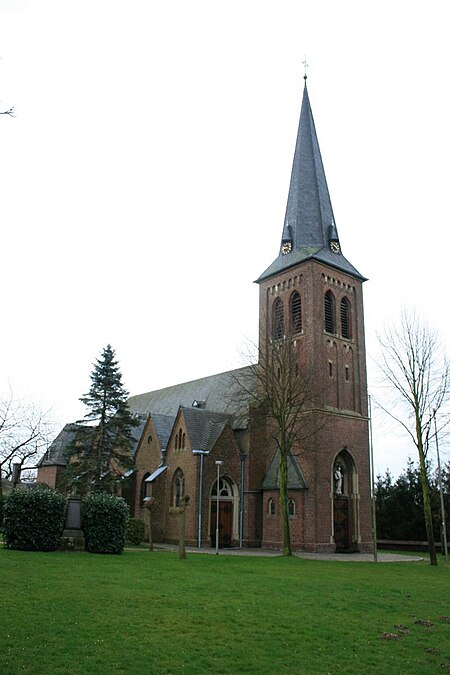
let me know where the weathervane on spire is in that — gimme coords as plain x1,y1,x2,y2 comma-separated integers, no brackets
302,59,309,81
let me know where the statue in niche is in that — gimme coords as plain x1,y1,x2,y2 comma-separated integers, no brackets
334,464,343,495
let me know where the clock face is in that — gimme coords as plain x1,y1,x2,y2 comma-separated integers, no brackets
281,240,292,255
330,240,340,253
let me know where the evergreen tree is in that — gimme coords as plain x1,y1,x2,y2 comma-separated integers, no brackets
63,345,137,495
375,458,447,542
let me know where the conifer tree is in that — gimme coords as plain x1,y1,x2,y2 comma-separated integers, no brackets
63,345,137,494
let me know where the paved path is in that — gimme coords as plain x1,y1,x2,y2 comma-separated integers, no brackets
136,543,424,563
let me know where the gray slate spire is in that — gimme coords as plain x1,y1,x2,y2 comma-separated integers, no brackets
256,80,365,283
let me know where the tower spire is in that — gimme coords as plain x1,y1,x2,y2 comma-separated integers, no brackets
257,79,365,283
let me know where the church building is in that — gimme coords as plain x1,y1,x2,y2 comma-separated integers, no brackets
38,78,372,553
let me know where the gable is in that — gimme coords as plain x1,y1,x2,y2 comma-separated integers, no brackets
262,449,308,490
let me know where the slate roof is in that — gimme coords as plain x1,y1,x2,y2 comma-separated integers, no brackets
181,406,232,453
127,366,256,430
130,415,149,456
150,413,176,451
37,423,92,467
262,449,308,490
256,81,366,283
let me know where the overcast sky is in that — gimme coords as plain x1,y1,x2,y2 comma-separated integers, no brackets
1,0,449,477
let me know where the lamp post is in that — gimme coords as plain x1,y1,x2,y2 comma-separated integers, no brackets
215,460,223,555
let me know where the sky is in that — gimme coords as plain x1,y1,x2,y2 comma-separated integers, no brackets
0,0,449,477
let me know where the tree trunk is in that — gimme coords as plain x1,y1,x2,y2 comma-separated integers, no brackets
147,508,153,552
417,417,437,565
179,507,186,559
279,446,292,556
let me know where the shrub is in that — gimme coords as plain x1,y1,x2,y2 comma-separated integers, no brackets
126,517,145,545
2,487,67,551
81,493,129,554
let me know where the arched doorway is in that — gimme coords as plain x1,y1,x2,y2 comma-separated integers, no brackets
332,449,359,552
209,476,238,547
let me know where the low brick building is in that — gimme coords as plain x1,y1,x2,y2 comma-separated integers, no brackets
38,79,372,553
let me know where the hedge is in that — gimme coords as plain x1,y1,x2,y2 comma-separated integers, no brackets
81,493,129,554
2,487,67,551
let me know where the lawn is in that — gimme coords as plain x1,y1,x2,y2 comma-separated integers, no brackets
0,548,449,674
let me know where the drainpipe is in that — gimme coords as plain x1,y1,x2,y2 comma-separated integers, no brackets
239,451,246,547
194,450,208,549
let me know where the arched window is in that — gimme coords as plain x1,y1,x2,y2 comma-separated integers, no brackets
141,472,150,502
272,298,284,340
288,498,296,517
268,498,276,516
172,469,185,507
324,290,336,334
290,292,302,334
340,297,351,339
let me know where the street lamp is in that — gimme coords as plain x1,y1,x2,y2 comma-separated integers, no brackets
215,460,224,555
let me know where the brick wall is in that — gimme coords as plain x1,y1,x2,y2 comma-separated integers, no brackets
37,464,65,490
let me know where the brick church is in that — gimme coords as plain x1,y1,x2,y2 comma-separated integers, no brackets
38,79,372,553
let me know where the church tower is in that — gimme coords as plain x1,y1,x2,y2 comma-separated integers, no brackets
256,78,372,552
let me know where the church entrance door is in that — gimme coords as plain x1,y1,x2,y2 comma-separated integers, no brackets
210,500,233,547
334,496,350,551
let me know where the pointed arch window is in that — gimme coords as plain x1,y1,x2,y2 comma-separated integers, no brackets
288,498,296,517
290,291,302,334
340,297,352,339
272,298,284,340
175,428,185,450
324,290,336,334
268,498,276,516
172,469,185,507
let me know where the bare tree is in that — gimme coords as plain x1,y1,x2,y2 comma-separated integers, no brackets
0,107,14,116
236,334,319,556
377,310,450,565
0,389,54,495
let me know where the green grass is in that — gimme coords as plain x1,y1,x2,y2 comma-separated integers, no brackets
0,549,449,674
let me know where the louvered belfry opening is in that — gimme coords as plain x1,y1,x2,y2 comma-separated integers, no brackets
290,291,302,333
340,297,351,339
324,290,335,333
272,298,284,340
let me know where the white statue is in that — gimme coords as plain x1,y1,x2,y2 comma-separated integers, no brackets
334,464,343,495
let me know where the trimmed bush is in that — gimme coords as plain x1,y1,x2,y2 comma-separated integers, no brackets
126,517,145,545
2,487,67,551
81,493,129,554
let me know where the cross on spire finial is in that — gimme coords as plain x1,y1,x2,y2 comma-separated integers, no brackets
302,59,309,81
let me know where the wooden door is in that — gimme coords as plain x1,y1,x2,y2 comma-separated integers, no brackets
334,496,350,551
210,501,233,547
